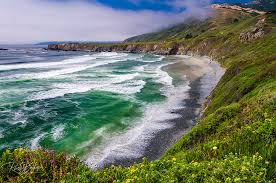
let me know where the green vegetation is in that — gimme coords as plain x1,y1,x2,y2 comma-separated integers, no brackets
1,8,276,183
125,9,253,43
0,148,84,182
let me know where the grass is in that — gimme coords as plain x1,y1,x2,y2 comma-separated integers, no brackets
1,9,276,183
0,148,83,182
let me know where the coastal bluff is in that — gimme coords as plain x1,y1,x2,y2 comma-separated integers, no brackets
48,43,180,55
48,41,223,60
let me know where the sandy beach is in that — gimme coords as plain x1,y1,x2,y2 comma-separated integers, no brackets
97,55,225,168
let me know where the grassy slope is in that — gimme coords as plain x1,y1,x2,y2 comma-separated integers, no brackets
125,9,252,43
1,9,275,183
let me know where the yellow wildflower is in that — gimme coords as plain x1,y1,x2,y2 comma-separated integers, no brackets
241,166,248,172
130,167,136,174
234,178,241,182
125,179,133,183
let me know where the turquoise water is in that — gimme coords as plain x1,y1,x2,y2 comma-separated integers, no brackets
0,47,190,167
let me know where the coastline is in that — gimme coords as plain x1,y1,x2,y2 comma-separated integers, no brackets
93,55,225,168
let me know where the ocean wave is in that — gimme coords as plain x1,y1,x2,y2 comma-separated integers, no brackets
102,80,146,95
94,52,129,59
1,51,188,162
85,82,191,168
94,52,119,57
30,133,46,149
28,73,144,100
5,58,130,80
82,60,190,168
0,55,96,71
135,55,165,63
155,64,174,87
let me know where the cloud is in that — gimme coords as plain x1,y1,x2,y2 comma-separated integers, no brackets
0,0,212,44
168,0,211,18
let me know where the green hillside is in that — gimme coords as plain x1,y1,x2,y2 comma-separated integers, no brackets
1,7,275,183
125,8,253,43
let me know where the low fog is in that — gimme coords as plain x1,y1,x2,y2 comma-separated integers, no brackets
0,0,212,43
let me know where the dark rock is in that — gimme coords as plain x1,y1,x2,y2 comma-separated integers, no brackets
48,43,178,55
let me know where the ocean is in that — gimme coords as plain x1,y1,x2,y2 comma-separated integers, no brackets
0,45,194,167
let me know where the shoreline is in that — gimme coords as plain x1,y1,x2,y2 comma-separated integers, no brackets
93,55,224,168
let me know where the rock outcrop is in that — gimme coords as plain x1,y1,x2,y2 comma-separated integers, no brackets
48,41,224,60
239,18,266,42
48,43,178,55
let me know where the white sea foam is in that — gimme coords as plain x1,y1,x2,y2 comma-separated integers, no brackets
94,52,129,59
109,73,139,83
85,82,191,168
52,125,65,141
0,129,4,139
84,55,224,168
26,54,169,102
158,56,165,61
84,55,225,168
84,60,191,168
13,66,93,79
133,65,145,72
29,83,95,100
155,64,174,86
102,80,146,95
0,55,96,71
137,55,165,63
94,52,119,57
11,111,27,125
29,72,143,100
7,57,129,80
30,133,46,149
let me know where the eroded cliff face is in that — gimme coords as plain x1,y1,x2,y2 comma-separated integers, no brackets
48,41,225,61
48,43,174,55
47,42,217,59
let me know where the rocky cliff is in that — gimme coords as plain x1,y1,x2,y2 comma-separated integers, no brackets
48,42,226,61
48,43,179,55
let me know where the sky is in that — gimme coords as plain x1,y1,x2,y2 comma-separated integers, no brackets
0,0,250,44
